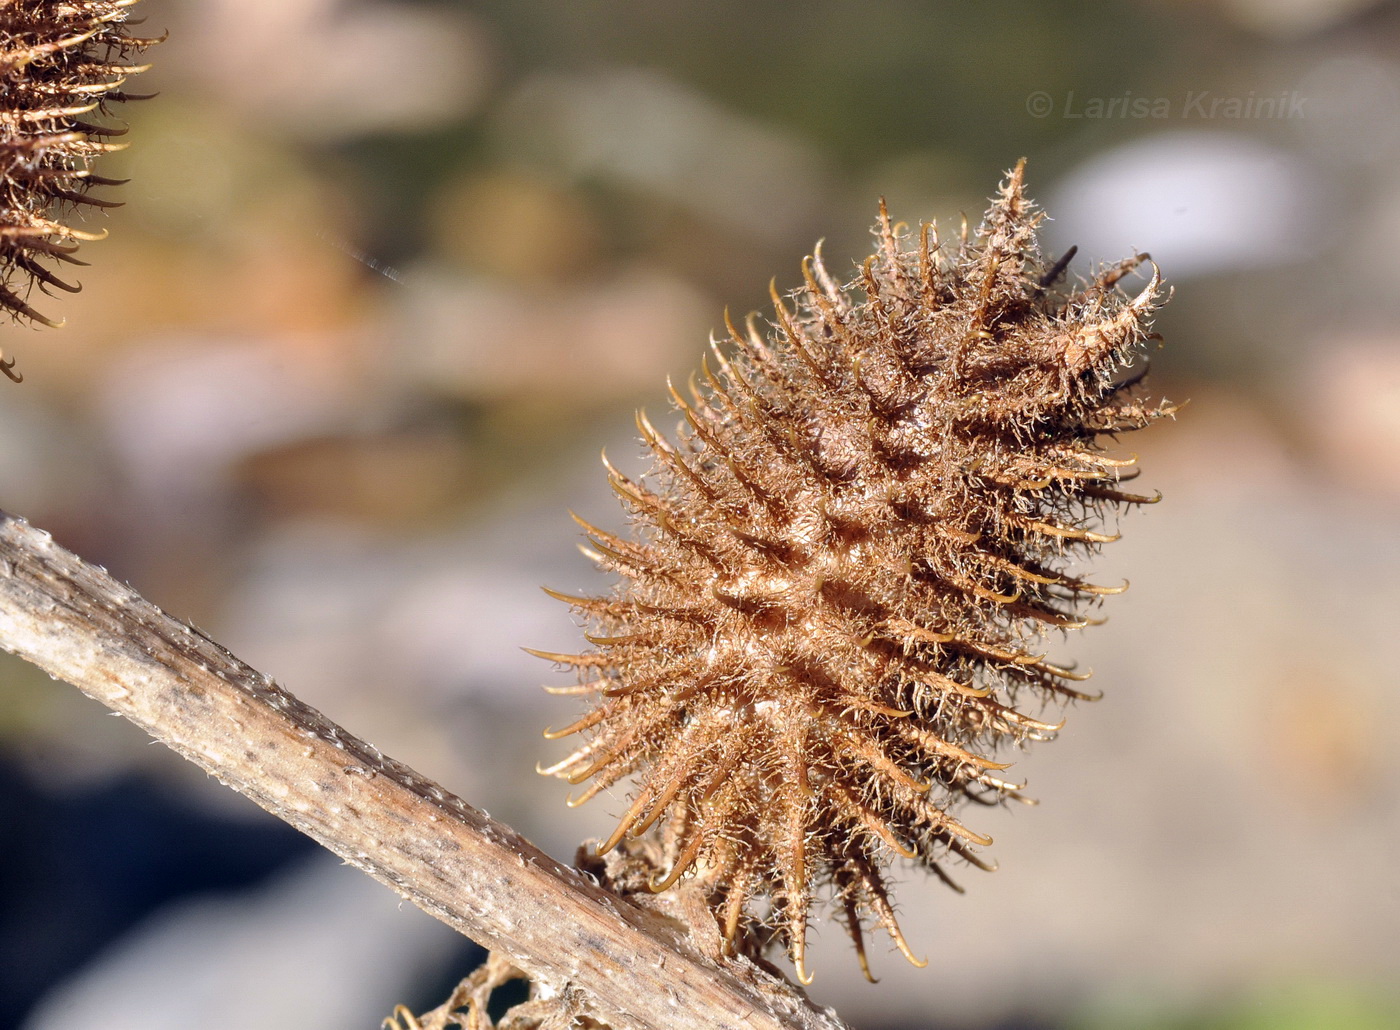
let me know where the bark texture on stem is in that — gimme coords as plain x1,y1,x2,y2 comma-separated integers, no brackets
0,510,848,1030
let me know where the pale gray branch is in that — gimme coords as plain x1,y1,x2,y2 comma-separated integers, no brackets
0,510,848,1030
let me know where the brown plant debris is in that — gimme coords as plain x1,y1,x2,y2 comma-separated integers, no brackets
385,951,609,1030
0,0,159,364
536,161,1173,982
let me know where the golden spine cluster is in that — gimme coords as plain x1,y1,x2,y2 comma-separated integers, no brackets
1,0,158,373
537,161,1171,982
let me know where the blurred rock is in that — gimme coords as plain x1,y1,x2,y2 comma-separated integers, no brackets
1047,133,1322,278
493,67,830,245
1215,0,1389,37
164,0,493,139
22,854,459,1030
97,335,361,505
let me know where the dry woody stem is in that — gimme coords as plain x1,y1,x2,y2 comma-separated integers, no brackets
0,509,848,1030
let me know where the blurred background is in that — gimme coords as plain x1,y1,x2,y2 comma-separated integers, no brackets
3,0,1399,1027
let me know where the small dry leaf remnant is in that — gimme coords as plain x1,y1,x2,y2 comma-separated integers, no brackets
0,0,158,372
536,161,1172,982
385,951,607,1030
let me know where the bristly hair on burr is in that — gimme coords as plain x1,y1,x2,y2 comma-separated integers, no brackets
533,159,1173,984
0,0,161,378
